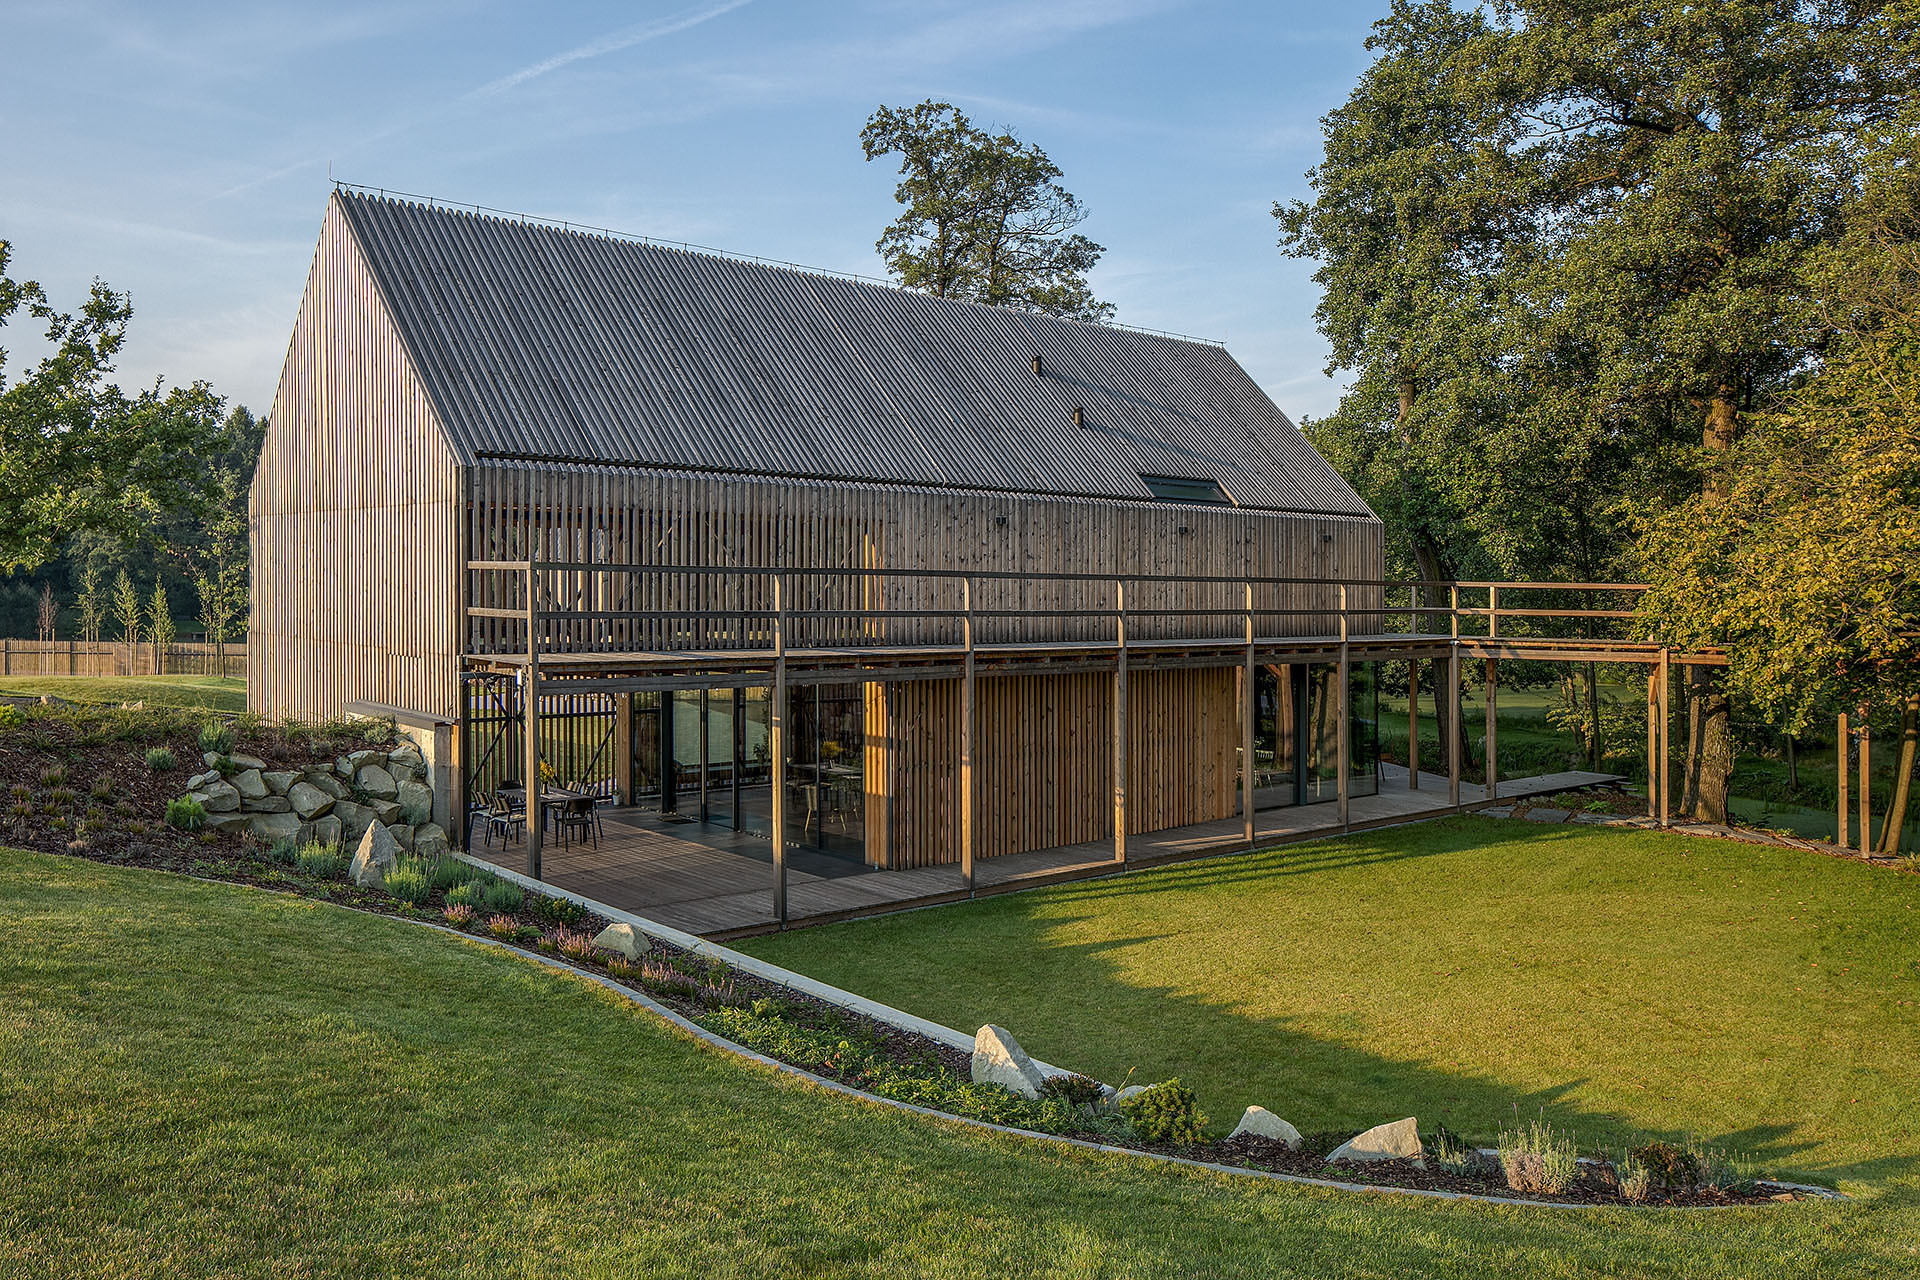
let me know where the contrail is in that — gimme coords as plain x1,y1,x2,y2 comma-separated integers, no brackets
468,0,753,99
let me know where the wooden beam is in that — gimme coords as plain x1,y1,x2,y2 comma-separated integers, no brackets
1484,657,1499,803
1407,656,1420,791
771,575,788,925
1337,583,1350,831
960,576,976,891
1448,585,1461,808
1113,579,1128,865
1645,669,1658,821
1242,581,1256,847
524,563,542,880
1658,647,1671,827
1838,710,1850,848
1859,708,1871,857
614,693,634,806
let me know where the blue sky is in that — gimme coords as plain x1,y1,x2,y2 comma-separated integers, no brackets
2,0,1386,421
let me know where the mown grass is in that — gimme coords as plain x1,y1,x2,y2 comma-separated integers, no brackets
746,820,1920,1189
4,843,1918,1278
0,674,246,713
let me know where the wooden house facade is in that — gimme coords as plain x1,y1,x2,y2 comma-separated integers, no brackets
252,189,1386,876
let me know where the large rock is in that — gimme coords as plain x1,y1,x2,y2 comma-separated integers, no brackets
262,770,297,796
387,823,414,851
370,800,403,826
200,780,241,813
312,814,343,848
246,795,292,814
230,753,267,771
345,749,387,774
287,781,335,820
592,922,652,960
349,822,400,889
1228,1106,1302,1148
247,811,301,844
412,823,450,860
205,812,248,834
357,764,398,800
232,769,268,801
388,743,424,774
971,1025,1048,1100
333,800,374,839
1327,1118,1425,1167
396,781,434,826
305,771,347,800
186,769,220,791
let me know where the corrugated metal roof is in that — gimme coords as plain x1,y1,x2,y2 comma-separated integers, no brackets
336,190,1374,517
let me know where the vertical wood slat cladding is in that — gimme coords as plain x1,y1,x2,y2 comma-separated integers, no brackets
249,199,460,722
865,668,1238,869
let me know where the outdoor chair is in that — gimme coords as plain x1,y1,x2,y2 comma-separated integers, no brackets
553,795,597,849
484,791,523,848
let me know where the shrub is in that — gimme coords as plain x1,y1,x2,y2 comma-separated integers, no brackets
1684,1139,1756,1195
211,754,238,778
197,723,235,755
165,796,207,831
1615,1149,1654,1202
443,902,476,927
606,955,636,979
447,879,487,908
294,842,346,878
0,705,22,731
484,913,520,941
39,765,66,787
1629,1140,1699,1192
1040,1073,1106,1110
1499,1120,1580,1195
1118,1079,1207,1146
481,879,524,914
145,747,177,771
1428,1125,1483,1176
528,893,585,927
89,777,115,802
386,858,433,906
266,837,299,865
554,929,595,962
429,857,472,891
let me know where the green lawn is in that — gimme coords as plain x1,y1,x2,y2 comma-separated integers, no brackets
0,674,246,713
4,844,1918,1278
744,820,1920,1193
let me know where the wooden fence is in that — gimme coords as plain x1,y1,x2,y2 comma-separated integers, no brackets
0,639,250,679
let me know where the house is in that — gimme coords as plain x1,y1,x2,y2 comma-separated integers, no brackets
251,188,1393,908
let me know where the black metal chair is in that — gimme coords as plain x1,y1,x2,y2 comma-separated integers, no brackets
484,790,524,848
553,794,597,849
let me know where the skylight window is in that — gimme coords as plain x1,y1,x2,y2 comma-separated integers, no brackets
1140,475,1234,505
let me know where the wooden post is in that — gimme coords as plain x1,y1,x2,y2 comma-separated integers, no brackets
1448,585,1461,808
1837,711,1850,848
1113,579,1128,864
1242,581,1256,847
771,575,788,925
1407,657,1420,790
524,562,542,880
1337,583,1351,830
1484,657,1499,802
614,694,634,806
1657,648,1671,827
1646,669,1659,820
1858,708,1871,857
1488,584,1500,639
960,576,976,891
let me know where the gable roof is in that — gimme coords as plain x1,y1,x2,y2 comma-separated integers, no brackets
335,190,1373,518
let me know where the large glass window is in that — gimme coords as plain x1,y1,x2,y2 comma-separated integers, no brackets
1250,662,1381,808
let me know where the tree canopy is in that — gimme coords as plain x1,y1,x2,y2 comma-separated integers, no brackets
861,100,1112,321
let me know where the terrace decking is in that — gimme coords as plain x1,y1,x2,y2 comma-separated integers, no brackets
489,765,1620,939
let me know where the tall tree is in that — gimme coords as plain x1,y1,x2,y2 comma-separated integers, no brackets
0,240,227,573
862,100,1113,321
1282,0,1919,820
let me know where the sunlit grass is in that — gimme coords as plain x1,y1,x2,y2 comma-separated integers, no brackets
0,674,246,713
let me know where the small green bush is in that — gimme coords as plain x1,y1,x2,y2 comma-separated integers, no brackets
1615,1149,1654,1202
386,858,433,906
165,796,207,831
145,747,177,771
294,842,346,878
1628,1140,1698,1191
266,837,299,865
1039,1073,1106,1110
481,879,524,913
447,879,487,908
197,723,236,755
1499,1119,1580,1195
1118,1079,1207,1146
443,902,475,927
528,893,585,927
0,705,23,731
429,858,472,891
211,754,238,778
1428,1125,1482,1176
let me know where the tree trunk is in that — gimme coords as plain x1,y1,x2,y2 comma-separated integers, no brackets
1681,389,1740,820
1877,695,1917,855
1584,662,1602,769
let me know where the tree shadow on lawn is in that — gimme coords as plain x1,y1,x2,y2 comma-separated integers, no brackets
938,822,1916,1190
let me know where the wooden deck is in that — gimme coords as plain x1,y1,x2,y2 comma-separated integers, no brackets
478,766,1625,939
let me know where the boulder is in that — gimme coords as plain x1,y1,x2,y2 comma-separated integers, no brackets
396,781,434,826
345,749,387,774
246,796,292,814
200,780,241,813
412,823,450,860
287,781,336,820
205,812,248,833
1523,807,1571,824
387,823,414,851
311,814,343,849
333,800,374,839
592,922,652,960
370,800,403,826
203,752,227,770
228,753,267,771
349,822,400,889
1228,1106,1302,1148
970,1025,1048,1100
262,770,297,796
187,769,220,790
388,743,424,773
357,764,398,800
1326,1118,1425,1168
232,769,269,801
1114,1084,1150,1106
305,771,347,799
247,811,301,844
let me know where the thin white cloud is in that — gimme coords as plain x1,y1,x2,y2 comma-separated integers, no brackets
467,0,753,100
